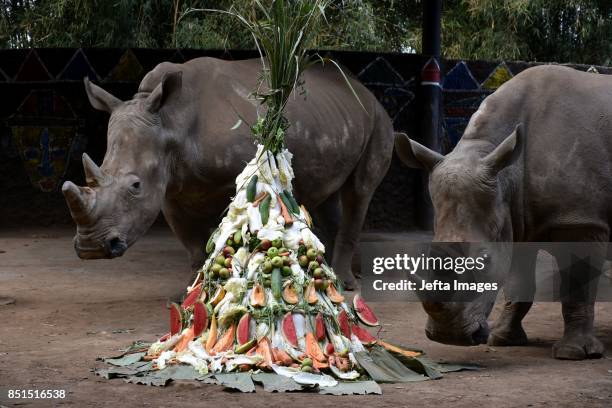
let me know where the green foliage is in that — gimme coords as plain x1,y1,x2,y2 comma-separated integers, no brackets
0,0,177,48
1,0,612,65
174,1,408,52
195,0,329,153
0,0,409,52
1,0,34,48
245,0,326,152
437,0,612,65
174,1,253,49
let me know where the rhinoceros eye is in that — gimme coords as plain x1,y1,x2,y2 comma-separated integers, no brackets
128,180,142,196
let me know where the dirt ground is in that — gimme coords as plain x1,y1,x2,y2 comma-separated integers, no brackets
1,227,612,408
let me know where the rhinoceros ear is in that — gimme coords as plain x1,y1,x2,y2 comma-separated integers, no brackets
394,132,443,171
145,71,183,114
84,78,122,113
482,123,523,173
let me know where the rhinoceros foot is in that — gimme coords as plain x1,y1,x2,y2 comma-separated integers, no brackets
553,334,604,360
487,325,528,346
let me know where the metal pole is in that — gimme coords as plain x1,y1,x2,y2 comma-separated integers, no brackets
419,0,442,230
422,0,442,67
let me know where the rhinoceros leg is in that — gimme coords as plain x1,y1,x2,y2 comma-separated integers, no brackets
162,200,219,293
553,302,603,360
489,302,532,346
549,229,606,360
309,191,341,263
332,188,368,290
489,247,537,346
166,221,216,305
332,117,394,290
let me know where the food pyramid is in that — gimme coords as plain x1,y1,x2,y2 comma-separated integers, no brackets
144,146,403,383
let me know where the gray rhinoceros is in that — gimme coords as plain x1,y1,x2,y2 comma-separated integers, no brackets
395,65,610,360
62,57,395,289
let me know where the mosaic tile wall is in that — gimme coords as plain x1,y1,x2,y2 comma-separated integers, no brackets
0,48,609,229
441,60,611,152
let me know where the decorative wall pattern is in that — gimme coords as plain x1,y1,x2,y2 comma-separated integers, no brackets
8,90,80,192
440,59,610,152
357,57,416,121
0,48,610,228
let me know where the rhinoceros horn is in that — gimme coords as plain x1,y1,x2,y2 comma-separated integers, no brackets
82,153,111,187
62,181,96,224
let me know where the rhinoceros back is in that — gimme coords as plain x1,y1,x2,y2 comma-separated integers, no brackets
462,65,612,239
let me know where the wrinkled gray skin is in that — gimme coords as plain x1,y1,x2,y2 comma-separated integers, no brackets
395,65,610,359
62,57,394,289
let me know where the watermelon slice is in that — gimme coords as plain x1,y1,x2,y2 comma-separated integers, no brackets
170,302,182,336
353,294,379,327
281,312,298,348
351,325,377,345
182,283,203,309
237,313,252,345
193,301,208,337
337,309,351,339
315,312,326,341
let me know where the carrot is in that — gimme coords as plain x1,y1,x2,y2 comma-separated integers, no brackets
377,340,422,358
252,191,269,207
174,326,195,353
305,332,326,362
276,193,293,226
205,314,218,354
256,337,275,368
212,323,236,353
271,347,281,363
272,348,293,366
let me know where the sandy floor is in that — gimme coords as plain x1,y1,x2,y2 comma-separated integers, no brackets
1,227,612,407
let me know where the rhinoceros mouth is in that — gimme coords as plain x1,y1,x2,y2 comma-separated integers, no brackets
425,320,490,346
73,235,128,259
107,237,128,258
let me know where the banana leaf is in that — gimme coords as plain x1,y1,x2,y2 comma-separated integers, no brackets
319,381,382,395
103,352,146,367
214,373,256,393
353,348,428,383
252,372,304,392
